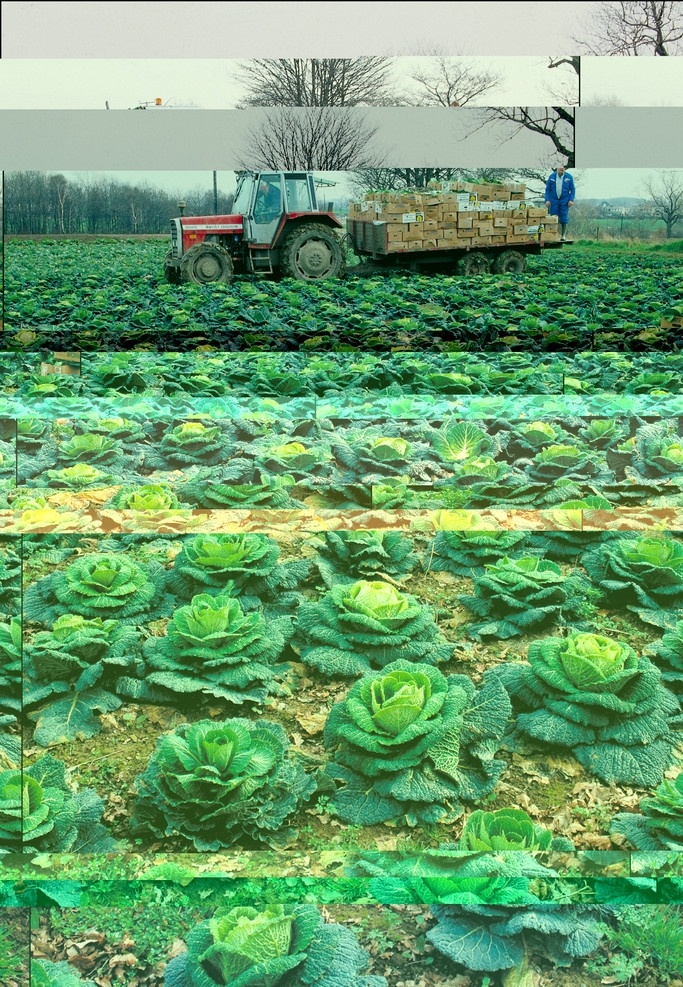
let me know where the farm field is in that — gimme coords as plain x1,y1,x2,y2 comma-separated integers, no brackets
3,238,683,351
4,279,683,987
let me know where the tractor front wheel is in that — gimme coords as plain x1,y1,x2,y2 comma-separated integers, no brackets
279,223,346,281
180,243,234,285
492,249,527,274
456,252,491,276
163,250,181,284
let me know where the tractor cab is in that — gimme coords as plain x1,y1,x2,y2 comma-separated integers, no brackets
164,170,344,285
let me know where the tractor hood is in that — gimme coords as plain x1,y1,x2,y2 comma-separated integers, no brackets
179,214,244,232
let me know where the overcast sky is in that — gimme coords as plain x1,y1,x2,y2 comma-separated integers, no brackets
582,56,683,105
0,56,578,109
50,169,680,203
2,2,599,57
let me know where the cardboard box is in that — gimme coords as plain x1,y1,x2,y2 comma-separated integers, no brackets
527,207,547,219
423,219,439,231
512,224,528,235
403,230,423,242
490,235,507,244
493,217,508,228
423,238,438,249
387,227,404,242
510,209,528,219
406,239,424,250
470,236,492,246
506,233,532,243
475,223,495,236
543,214,559,226
490,188,511,201
454,228,475,238
437,238,451,248
457,214,474,229
402,211,425,224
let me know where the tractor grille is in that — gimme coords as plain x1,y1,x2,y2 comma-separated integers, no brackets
170,220,181,257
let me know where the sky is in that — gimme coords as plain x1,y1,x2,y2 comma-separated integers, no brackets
0,57,579,110
51,169,681,203
581,56,683,106
2,2,599,58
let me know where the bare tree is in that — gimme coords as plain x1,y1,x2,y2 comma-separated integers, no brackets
643,170,683,236
239,108,385,171
233,58,399,107
575,1,683,54
406,56,503,107
475,106,575,168
545,56,581,104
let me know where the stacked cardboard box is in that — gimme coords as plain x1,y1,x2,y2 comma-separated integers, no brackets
347,182,554,254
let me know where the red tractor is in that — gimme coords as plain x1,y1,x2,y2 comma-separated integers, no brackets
164,170,345,284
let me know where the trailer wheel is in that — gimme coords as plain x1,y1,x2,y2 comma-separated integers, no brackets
180,243,234,285
493,250,527,274
163,250,182,285
280,223,346,280
456,252,491,276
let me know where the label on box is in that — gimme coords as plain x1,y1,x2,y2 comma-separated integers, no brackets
402,212,425,223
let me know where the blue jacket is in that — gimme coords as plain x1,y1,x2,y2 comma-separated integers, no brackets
545,170,575,223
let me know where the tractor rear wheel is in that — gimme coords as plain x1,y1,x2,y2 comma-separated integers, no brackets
180,242,234,285
163,250,181,285
456,252,491,276
279,223,346,281
492,249,527,274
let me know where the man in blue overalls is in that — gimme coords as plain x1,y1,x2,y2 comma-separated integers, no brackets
544,165,575,241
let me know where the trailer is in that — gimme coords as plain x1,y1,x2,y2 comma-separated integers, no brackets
346,218,565,275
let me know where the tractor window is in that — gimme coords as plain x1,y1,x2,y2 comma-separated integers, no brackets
284,174,314,213
253,175,282,222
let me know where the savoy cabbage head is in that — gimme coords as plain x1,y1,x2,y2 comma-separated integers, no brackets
132,718,316,850
459,555,597,640
177,467,302,509
425,515,529,577
143,421,233,470
169,534,309,612
137,593,288,706
295,580,453,676
583,535,683,627
611,771,683,851
629,421,683,480
0,620,21,718
459,807,574,853
0,754,117,853
164,903,386,987
324,659,510,826
646,620,683,694
23,552,173,627
310,530,417,588
490,632,680,786
349,848,604,974
33,960,97,987
106,484,185,511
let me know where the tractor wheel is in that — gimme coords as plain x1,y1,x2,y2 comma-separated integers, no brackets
456,252,491,276
279,223,346,281
492,250,527,274
163,250,181,285
179,242,234,285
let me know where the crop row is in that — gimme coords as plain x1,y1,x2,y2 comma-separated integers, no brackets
8,351,683,397
16,896,683,987
0,527,680,860
4,241,683,351
5,416,683,514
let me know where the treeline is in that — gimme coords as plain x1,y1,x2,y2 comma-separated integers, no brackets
4,172,235,234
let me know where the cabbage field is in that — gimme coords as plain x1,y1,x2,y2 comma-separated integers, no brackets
3,237,683,351
4,311,683,984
